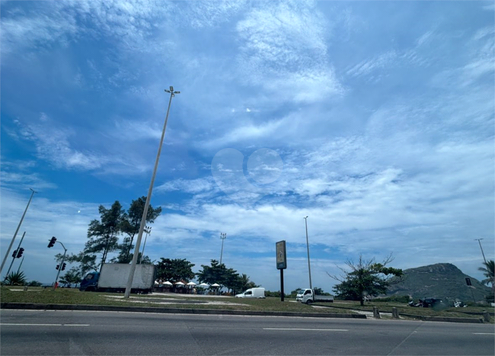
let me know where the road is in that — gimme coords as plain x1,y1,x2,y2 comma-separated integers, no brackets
1,309,493,355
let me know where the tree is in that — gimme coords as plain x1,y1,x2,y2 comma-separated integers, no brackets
196,260,230,287
85,201,124,271
59,267,82,287
329,255,402,306
55,252,97,277
156,258,195,283
117,197,162,263
4,271,27,286
478,259,494,302
196,260,257,294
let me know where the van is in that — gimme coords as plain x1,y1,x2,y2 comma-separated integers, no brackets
235,287,265,298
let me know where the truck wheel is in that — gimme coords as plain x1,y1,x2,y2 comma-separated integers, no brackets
306,300,313,305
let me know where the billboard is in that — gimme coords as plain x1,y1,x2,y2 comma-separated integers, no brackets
276,240,287,270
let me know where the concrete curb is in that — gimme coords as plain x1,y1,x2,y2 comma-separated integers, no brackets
399,313,484,323
0,303,366,319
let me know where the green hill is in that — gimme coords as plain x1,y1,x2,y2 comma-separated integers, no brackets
387,263,491,303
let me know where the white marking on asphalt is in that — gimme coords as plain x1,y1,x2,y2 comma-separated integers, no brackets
1,323,90,327
473,333,494,335
263,328,348,332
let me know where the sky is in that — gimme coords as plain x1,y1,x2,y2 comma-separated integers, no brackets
1,0,494,294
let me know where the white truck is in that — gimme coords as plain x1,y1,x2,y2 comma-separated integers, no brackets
297,288,334,304
80,263,156,294
235,287,265,298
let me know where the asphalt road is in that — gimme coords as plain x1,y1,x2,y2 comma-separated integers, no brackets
1,309,493,355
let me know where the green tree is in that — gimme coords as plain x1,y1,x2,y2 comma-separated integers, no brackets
329,255,402,306
196,260,230,288
27,280,43,287
59,267,82,287
117,197,162,263
196,260,256,294
85,201,124,271
55,252,97,277
156,258,195,283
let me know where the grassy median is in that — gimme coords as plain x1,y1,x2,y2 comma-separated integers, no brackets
0,287,353,314
2,286,492,321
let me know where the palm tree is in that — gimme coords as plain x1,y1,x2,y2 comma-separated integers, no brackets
478,260,494,286
4,271,27,286
479,260,494,303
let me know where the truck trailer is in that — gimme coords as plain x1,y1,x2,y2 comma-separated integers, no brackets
80,263,155,294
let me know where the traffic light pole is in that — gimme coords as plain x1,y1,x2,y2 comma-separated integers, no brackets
0,189,36,275
53,241,67,289
3,231,26,280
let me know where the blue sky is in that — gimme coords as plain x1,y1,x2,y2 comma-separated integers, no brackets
1,0,494,293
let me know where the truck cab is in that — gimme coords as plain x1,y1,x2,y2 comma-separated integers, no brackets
79,272,100,291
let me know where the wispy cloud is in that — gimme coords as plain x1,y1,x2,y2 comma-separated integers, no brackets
236,1,342,103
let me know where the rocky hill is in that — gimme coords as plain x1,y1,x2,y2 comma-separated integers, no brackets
387,263,491,302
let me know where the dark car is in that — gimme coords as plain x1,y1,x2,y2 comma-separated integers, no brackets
421,298,443,308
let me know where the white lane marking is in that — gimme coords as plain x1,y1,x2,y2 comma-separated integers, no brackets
473,333,494,335
263,328,348,332
0,323,90,327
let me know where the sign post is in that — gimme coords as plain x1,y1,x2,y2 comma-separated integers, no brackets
276,240,287,302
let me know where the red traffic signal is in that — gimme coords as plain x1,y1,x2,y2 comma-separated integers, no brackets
48,237,57,248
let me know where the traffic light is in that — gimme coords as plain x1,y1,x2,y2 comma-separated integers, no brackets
62,263,67,271
48,236,57,248
16,248,24,258
56,264,60,270
12,249,18,258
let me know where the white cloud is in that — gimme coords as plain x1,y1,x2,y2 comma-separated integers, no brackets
236,1,342,103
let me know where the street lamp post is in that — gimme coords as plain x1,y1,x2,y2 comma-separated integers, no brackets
0,188,36,275
124,86,180,299
304,216,312,290
220,233,227,264
475,238,487,264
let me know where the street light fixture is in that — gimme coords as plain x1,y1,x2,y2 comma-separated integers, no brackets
140,226,152,264
124,86,180,299
220,233,227,265
304,216,312,290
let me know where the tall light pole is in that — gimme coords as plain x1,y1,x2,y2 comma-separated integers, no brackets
1,188,36,274
475,238,487,264
220,233,227,264
124,86,180,299
304,216,312,290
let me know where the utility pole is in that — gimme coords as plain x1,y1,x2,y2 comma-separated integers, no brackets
304,216,312,290
475,238,487,264
220,233,227,264
0,188,36,274
124,86,180,299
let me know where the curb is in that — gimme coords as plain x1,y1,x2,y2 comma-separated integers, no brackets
399,313,484,323
0,303,366,319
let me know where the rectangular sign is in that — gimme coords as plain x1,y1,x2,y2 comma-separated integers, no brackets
276,240,287,270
